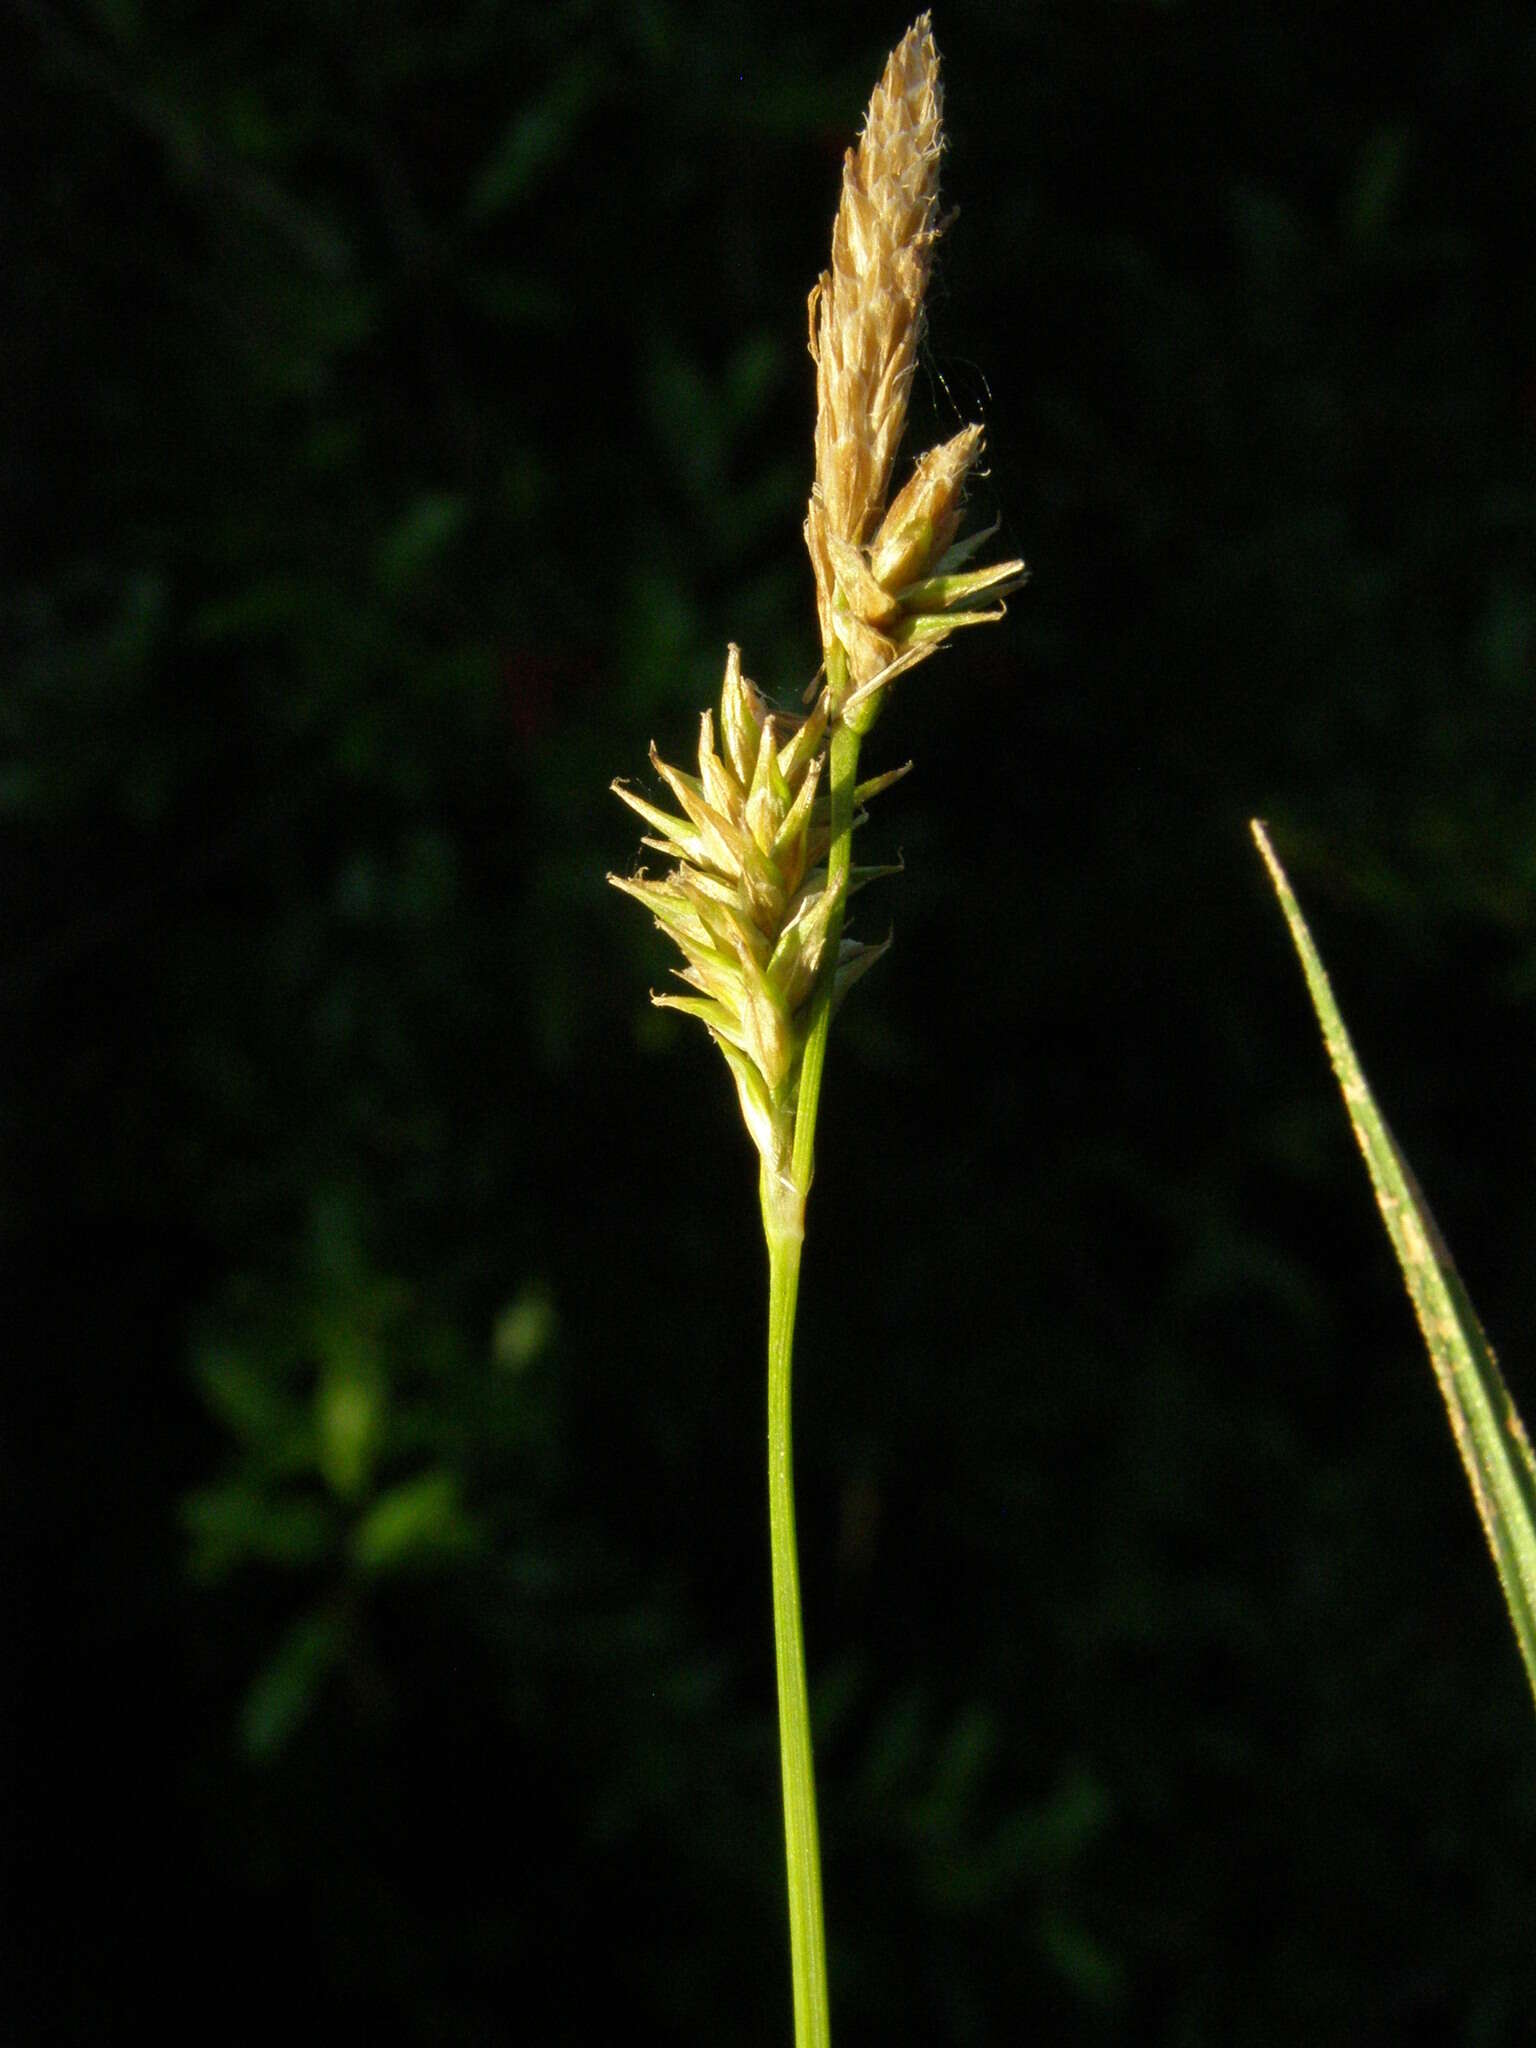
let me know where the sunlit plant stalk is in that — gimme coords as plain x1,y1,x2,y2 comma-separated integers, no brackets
611,20,1023,2040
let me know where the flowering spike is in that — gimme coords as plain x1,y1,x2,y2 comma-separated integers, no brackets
614,17,1023,1173
808,14,945,570
610,648,858,1178
801,18,1024,727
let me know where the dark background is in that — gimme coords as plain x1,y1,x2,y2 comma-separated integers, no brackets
9,0,1536,2040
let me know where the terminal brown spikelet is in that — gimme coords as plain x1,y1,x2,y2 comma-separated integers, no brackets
805,13,1025,728
808,16,945,565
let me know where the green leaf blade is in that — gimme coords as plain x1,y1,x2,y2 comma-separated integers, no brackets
1252,819,1536,1708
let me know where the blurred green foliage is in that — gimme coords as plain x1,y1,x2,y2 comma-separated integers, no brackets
9,0,1536,2042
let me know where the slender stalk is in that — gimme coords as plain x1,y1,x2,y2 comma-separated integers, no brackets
753,642,861,2048
763,1193,829,2048
792,647,861,1200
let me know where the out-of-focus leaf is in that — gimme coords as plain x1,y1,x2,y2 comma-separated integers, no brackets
373,494,469,595
350,1470,470,1571
1007,1764,1114,1877
316,1360,384,1502
240,1609,343,1760
186,575,313,645
194,1344,304,1448
464,63,599,223
493,1283,557,1371
1345,125,1411,243
859,1686,927,1802
1254,821,1536,1708
1037,1907,1126,2011
1474,572,1536,697
88,0,142,45
461,271,567,328
183,1484,335,1581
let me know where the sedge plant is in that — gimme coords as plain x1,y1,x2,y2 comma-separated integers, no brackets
610,18,1024,2042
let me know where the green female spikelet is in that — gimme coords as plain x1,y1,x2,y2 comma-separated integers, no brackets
610,647,897,1188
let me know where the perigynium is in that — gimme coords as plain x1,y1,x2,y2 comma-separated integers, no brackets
611,18,1022,2043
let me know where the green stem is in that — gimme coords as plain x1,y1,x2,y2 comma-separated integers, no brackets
756,643,861,2048
764,1193,829,2048
792,658,862,1201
